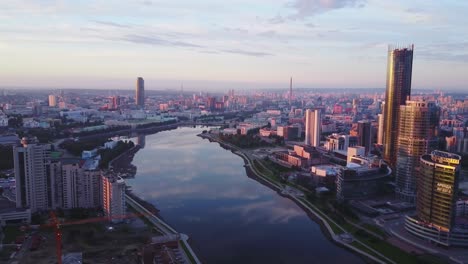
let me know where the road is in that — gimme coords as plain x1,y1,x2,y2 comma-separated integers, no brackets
379,216,468,264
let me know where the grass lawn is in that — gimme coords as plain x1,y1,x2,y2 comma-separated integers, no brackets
252,160,280,182
361,223,388,238
350,241,388,262
353,230,419,264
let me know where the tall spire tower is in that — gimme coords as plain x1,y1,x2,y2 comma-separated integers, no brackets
289,77,293,106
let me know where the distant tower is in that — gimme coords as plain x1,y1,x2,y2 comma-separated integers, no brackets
305,109,321,147
136,77,145,107
289,77,293,106
383,45,414,167
395,100,439,203
110,96,120,110
377,114,384,145
48,95,57,107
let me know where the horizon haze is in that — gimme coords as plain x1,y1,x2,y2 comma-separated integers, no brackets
1,0,467,91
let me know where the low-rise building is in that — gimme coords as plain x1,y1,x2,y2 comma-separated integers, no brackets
0,134,20,145
336,156,391,201
0,208,31,226
273,151,307,168
259,128,276,137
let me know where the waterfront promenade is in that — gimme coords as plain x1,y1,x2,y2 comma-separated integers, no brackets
125,194,202,264
199,132,396,264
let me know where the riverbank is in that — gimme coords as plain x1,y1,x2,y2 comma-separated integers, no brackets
198,132,403,264
125,194,202,264
77,123,178,142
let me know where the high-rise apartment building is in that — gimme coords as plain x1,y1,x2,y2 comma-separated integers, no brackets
13,138,58,212
206,96,216,111
305,109,321,147
377,114,384,145
136,77,145,107
48,95,57,107
357,120,372,154
395,100,439,203
61,163,102,209
383,45,414,167
61,163,80,209
110,95,120,110
102,175,126,222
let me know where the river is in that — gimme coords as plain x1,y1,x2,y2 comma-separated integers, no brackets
126,127,364,264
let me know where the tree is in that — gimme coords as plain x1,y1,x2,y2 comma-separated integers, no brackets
7,115,23,128
0,145,13,170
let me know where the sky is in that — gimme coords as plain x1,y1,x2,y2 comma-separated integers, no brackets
0,0,467,91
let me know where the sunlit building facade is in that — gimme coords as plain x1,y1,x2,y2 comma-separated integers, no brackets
48,94,57,107
305,109,321,147
383,45,414,167
417,151,460,230
405,151,468,246
377,113,384,145
102,175,126,223
395,100,439,203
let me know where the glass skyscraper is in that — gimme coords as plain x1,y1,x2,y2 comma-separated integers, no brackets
417,151,460,231
383,45,414,167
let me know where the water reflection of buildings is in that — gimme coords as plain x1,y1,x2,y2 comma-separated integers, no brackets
137,134,146,149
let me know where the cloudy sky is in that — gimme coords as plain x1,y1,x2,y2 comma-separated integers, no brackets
1,0,467,91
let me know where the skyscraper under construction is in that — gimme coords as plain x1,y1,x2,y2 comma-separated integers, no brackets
383,45,414,167
395,100,439,203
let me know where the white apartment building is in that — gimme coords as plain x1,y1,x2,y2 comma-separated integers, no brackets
102,175,126,222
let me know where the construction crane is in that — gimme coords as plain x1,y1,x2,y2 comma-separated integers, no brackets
23,210,148,264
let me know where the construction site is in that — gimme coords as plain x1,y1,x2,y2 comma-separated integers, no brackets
2,210,155,264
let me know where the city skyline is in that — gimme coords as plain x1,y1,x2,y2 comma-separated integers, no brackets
1,1,468,91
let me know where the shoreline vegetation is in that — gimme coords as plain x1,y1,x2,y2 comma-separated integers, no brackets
198,132,448,264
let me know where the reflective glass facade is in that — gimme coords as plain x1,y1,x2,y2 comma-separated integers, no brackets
417,151,461,231
383,45,414,167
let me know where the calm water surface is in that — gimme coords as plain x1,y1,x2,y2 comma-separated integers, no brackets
127,127,363,264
